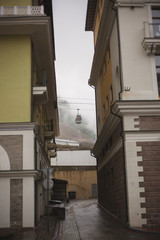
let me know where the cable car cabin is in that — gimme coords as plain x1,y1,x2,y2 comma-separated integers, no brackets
75,114,82,124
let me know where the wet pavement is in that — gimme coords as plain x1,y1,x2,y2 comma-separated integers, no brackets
0,215,57,240
57,199,160,240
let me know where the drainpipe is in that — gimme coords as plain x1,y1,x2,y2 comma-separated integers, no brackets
110,0,128,224
31,42,34,122
88,80,98,137
110,103,128,225
110,0,123,100
34,137,38,170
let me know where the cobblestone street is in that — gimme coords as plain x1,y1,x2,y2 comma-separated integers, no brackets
57,199,160,240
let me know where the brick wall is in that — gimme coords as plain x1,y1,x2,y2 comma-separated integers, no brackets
10,179,23,227
0,135,23,170
137,141,160,229
98,147,127,222
134,116,160,130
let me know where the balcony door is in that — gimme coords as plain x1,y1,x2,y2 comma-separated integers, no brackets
152,8,160,38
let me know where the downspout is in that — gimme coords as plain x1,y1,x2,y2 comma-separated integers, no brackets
31,42,34,122
110,0,127,226
88,82,99,203
110,104,128,225
34,137,37,170
111,0,123,100
110,0,128,224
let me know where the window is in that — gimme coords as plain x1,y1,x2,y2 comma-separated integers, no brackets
97,115,100,133
103,104,105,119
155,55,160,95
106,96,109,111
111,168,114,187
152,8,160,38
97,6,100,20
106,96,109,112
110,85,113,103
104,59,107,75
100,70,103,82
108,48,110,62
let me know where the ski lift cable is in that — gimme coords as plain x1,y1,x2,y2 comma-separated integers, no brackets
58,96,94,101
59,107,95,111
58,102,95,105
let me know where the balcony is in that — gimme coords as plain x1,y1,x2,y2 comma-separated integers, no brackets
142,22,160,54
0,6,44,17
33,86,48,104
44,120,54,140
48,151,57,159
46,142,56,151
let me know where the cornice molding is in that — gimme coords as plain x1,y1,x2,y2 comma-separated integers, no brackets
0,170,41,179
116,0,160,4
89,0,116,87
97,138,122,171
92,113,120,156
112,100,160,116
0,122,36,131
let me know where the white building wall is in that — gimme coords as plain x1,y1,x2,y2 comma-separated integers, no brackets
0,146,10,170
51,150,96,166
23,177,35,227
23,131,34,170
0,130,35,228
0,178,10,228
124,138,146,227
0,176,35,228
0,130,34,170
110,19,121,101
118,5,158,100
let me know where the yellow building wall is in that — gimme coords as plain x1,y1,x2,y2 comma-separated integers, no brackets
100,46,113,124
0,35,32,123
53,170,97,200
94,0,104,45
0,0,32,6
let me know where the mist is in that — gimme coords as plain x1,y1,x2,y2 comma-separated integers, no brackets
57,99,96,145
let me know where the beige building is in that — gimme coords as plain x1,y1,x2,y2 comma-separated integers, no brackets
86,0,160,230
51,139,97,200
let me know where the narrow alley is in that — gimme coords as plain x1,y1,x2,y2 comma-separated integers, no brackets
57,199,160,240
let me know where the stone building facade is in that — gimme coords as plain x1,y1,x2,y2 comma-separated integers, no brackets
85,0,160,230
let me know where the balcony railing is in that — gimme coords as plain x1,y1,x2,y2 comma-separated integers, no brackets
142,22,160,54
0,6,44,16
33,86,48,104
44,120,55,141
144,22,160,38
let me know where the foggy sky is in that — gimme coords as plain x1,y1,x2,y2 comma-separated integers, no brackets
53,0,96,133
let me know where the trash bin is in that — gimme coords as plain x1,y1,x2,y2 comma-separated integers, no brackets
68,191,76,199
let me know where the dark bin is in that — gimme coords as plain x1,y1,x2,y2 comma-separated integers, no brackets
68,191,76,199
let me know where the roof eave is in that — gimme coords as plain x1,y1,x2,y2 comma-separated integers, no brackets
85,0,97,31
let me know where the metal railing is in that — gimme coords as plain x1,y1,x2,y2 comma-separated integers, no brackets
0,6,44,16
144,22,160,38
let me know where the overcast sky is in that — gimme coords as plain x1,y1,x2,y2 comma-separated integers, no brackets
53,0,96,131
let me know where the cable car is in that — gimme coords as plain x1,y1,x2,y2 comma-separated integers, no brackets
75,109,82,124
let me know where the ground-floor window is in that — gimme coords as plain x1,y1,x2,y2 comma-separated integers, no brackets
155,55,160,95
